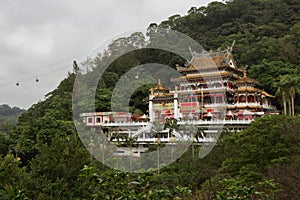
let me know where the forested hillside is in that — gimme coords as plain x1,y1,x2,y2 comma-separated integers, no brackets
0,104,24,134
1,0,300,199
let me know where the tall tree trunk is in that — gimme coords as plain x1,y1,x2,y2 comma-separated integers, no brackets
283,95,287,115
288,99,292,116
292,96,295,116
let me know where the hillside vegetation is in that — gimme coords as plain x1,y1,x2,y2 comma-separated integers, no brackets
1,0,300,199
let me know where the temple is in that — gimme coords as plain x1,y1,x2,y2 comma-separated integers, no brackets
80,46,278,156
148,46,277,123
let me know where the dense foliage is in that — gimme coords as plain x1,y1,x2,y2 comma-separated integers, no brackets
1,0,300,199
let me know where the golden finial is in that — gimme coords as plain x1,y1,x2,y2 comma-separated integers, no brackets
242,65,248,78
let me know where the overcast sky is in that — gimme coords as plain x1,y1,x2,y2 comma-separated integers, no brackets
0,0,215,109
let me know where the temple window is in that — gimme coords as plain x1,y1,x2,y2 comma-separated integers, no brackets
248,95,254,103
216,96,223,103
227,95,234,104
214,82,222,88
87,117,93,124
96,117,101,123
204,97,212,104
239,95,246,103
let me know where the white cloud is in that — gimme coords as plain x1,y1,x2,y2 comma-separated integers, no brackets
5,25,54,56
0,0,214,109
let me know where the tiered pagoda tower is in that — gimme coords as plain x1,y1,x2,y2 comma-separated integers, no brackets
174,47,243,121
148,79,177,122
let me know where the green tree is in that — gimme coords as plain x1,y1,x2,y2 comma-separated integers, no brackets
215,178,280,200
285,75,300,116
0,154,26,199
24,134,89,199
274,75,289,115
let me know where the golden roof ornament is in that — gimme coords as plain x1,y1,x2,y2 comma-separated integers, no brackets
234,65,259,85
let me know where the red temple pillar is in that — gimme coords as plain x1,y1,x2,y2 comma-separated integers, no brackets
214,94,217,104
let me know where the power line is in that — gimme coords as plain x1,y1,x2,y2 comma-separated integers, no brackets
0,65,73,88
0,52,89,88
0,52,88,82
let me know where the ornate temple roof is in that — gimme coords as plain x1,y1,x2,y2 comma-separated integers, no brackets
234,87,275,98
150,79,169,93
190,56,224,70
261,90,275,98
148,79,174,101
234,69,258,85
178,54,236,72
151,95,174,101
177,43,244,74
181,71,240,79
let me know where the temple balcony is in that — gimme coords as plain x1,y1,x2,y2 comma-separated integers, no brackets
102,121,149,127
177,119,253,125
137,137,216,143
174,86,229,93
185,70,224,77
136,137,180,143
262,104,276,110
114,147,147,157
91,119,254,128
204,103,228,108
203,102,261,108
234,102,261,107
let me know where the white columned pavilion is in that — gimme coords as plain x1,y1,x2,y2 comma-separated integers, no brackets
149,95,154,122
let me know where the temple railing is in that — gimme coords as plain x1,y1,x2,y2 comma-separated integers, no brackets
94,119,254,127
135,137,216,143
262,104,276,109
100,121,149,127
234,102,261,107
204,103,228,107
175,87,228,93
177,119,253,125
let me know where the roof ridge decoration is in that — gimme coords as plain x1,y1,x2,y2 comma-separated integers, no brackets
150,79,170,96
184,40,236,68
242,65,248,78
188,40,235,59
234,66,259,85
227,40,235,57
